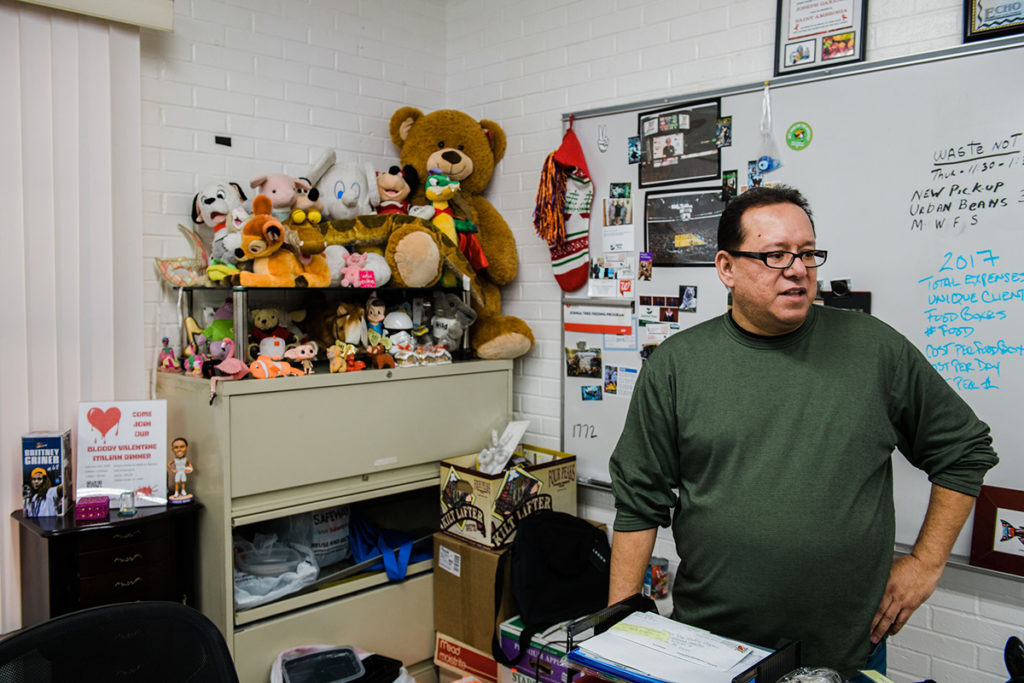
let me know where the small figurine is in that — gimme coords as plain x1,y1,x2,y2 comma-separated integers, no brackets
343,343,366,372
365,297,386,336
182,342,204,376
168,437,195,503
158,337,182,373
326,341,347,374
284,341,318,374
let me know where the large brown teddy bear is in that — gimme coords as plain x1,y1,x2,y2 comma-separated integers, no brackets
389,107,534,360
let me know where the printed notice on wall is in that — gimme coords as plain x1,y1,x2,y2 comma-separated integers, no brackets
564,303,633,335
76,400,168,506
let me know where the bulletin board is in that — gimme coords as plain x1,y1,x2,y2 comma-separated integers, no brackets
560,38,1024,556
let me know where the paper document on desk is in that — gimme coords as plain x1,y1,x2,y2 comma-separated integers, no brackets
569,610,771,683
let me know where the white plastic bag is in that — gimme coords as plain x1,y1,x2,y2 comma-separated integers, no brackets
233,532,319,610
757,83,783,174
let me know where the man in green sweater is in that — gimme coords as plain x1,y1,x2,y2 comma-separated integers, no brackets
608,186,997,679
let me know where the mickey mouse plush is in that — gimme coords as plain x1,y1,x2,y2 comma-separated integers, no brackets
376,165,420,215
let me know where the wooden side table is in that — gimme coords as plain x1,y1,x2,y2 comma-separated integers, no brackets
12,503,200,628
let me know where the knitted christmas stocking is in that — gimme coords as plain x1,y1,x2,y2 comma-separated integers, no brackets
534,127,592,292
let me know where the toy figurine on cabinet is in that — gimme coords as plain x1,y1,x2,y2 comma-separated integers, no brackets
182,342,204,377
168,437,195,504
158,337,182,373
365,297,386,336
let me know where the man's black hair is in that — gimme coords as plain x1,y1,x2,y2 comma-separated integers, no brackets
717,185,815,252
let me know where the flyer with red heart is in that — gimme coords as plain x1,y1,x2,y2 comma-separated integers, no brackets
76,400,167,507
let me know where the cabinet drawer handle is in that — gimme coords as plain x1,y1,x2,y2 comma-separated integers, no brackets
112,530,142,541
114,577,143,588
114,553,143,564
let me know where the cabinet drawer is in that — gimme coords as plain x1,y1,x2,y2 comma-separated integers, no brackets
233,572,433,683
228,371,510,497
77,518,173,553
77,538,171,578
76,564,175,607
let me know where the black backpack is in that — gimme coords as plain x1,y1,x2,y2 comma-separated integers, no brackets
491,510,611,666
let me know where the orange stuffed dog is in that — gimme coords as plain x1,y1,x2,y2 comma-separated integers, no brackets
238,195,331,287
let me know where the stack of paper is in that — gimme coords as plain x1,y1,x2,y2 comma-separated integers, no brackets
568,610,772,683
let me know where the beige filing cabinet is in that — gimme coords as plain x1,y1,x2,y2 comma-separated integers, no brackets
156,360,513,682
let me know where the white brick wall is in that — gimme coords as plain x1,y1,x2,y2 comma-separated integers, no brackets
139,0,1022,680
140,0,447,354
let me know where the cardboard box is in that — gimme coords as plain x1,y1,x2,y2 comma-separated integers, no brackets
434,632,498,683
434,532,518,653
497,617,580,683
440,667,492,683
22,430,73,517
440,445,577,548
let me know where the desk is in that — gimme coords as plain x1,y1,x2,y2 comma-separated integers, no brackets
12,504,200,628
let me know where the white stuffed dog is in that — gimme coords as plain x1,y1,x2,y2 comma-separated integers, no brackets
192,181,249,265
307,149,380,220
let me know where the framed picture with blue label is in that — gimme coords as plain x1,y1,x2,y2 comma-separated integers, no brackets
637,99,721,188
774,0,868,76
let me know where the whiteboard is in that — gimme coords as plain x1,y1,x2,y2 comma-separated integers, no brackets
561,40,1024,555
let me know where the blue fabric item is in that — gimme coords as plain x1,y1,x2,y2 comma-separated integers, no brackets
846,639,886,682
348,512,430,581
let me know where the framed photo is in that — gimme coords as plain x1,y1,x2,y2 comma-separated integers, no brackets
969,485,1024,576
637,100,721,188
964,0,1024,42
644,188,726,267
775,0,868,76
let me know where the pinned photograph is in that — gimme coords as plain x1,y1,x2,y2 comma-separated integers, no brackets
566,345,602,379
638,252,653,281
680,285,698,312
604,366,618,395
581,385,603,401
722,170,738,201
715,117,733,147
604,197,633,226
610,182,632,198
627,137,641,164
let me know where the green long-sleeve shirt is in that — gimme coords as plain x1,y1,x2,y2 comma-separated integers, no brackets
610,305,997,676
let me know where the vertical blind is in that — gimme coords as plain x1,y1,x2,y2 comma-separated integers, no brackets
0,0,143,632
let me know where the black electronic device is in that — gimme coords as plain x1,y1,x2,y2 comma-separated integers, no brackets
282,646,365,683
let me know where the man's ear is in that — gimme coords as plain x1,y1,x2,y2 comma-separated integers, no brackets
715,250,735,289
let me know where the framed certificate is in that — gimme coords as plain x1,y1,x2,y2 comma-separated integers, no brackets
775,0,868,76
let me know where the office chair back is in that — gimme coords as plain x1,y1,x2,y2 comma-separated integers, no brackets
1007,636,1024,683
0,601,239,683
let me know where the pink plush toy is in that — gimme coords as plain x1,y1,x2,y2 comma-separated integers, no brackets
339,252,368,288
250,174,310,221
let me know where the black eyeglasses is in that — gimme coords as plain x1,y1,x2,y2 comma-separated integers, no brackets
727,249,828,269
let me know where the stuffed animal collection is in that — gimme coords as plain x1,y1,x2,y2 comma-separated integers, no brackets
166,106,532,385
